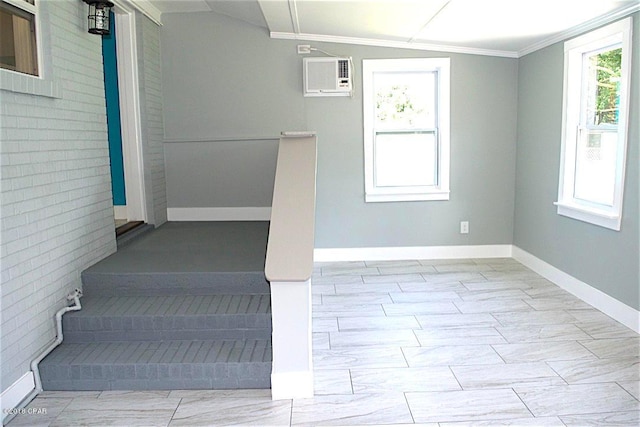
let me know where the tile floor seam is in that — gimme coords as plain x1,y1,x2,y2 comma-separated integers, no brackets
615,381,640,402
447,364,464,391
168,397,183,425
489,343,508,364
511,386,538,420
402,391,416,424
576,340,603,359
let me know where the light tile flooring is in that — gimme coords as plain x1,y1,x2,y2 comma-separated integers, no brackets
7,258,640,426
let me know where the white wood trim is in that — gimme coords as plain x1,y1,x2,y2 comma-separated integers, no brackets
1,372,35,423
518,3,640,57
270,280,314,400
512,246,640,334
166,207,272,221
314,245,513,262
114,11,147,223
271,371,314,400
113,205,127,220
270,32,519,58
362,58,451,204
555,17,632,232
112,0,162,25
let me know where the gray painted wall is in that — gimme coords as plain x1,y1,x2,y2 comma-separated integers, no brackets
165,139,277,208
513,14,639,310
137,12,168,226
161,12,519,248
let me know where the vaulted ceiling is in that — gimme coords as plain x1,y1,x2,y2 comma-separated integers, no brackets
149,0,639,57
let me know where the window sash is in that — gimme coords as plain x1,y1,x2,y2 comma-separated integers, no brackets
373,129,439,188
363,57,450,203
556,17,632,231
0,0,38,76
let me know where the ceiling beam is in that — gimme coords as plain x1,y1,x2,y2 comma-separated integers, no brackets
288,0,301,34
408,0,451,43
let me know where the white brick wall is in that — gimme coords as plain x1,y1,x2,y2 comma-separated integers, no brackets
0,0,116,390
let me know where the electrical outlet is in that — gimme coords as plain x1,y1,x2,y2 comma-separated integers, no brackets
297,44,311,54
460,221,469,234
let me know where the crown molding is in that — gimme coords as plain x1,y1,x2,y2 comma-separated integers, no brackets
113,0,162,25
271,3,639,60
270,31,519,58
518,2,639,57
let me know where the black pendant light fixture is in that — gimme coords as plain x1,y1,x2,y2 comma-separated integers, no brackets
83,0,114,35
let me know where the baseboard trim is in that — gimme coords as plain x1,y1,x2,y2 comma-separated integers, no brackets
166,207,272,221
512,246,640,334
271,370,314,400
314,244,513,262
1,372,35,423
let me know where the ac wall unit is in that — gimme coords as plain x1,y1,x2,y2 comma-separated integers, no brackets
303,57,352,97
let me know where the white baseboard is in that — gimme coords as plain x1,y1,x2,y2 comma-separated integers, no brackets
166,207,272,221
512,246,640,334
1,372,35,423
314,244,513,262
113,205,127,220
271,370,314,400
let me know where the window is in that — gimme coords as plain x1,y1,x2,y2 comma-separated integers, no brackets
0,0,38,76
556,18,632,231
363,58,450,202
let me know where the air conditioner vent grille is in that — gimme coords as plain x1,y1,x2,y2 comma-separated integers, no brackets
338,59,349,79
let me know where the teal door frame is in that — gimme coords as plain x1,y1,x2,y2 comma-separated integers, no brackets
103,11,127,208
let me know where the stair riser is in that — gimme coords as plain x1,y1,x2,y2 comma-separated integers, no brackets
63,328,272,342
64,314,271,335
40,363,271,390
81,273,270,297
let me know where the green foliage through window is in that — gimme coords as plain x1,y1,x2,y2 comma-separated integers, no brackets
589,48,622,125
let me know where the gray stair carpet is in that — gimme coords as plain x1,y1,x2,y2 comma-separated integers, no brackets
39,221,273,391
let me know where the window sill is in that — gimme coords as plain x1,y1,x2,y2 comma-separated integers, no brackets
0,69,62,98
554,201,621,231
366,191,450,203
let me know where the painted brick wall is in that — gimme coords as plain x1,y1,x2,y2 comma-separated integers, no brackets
0,1,116,391
137,12,167,226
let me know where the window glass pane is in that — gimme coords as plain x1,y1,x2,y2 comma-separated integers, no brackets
374,132,437,187
0,2,38,76
374,72,436,129
584,47,621,126
573,130,617,206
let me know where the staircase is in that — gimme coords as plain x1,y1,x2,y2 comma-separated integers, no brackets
38,222,273,391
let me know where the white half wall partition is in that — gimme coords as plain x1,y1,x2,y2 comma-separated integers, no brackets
265,133,317,400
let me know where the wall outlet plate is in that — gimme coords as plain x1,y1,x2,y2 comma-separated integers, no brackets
297,45,311,54
460,221,469,234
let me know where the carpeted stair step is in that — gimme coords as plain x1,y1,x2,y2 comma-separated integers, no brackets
62,295,272,342
39,339,272,391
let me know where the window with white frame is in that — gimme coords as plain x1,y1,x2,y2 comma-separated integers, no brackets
363,58,450,202
556,17,632,231
0,0,38,76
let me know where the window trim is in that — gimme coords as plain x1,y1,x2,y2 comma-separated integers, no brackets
363,57,450,203
555,17,632,231
1,0,40,76
0,0,62,98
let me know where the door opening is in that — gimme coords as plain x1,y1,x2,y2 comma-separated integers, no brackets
102,6,148,237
